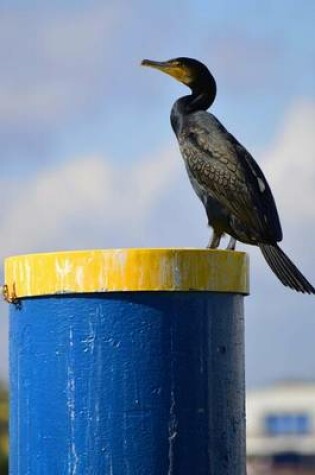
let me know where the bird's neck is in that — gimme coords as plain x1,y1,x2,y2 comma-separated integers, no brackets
171,87,216,135
171,79,216,134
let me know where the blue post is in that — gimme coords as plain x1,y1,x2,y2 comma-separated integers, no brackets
5,249,249,474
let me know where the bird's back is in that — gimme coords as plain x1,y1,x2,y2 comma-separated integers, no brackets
176,110,283,244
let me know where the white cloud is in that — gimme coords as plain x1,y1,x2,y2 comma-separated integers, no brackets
0,148,179,259
262,101,315,225
239,100,315,287
1,100,314,263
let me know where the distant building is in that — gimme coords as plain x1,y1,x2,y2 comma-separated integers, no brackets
246,381,315,472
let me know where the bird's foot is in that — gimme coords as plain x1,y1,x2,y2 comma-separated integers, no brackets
226,237,237,250
207,232,221,249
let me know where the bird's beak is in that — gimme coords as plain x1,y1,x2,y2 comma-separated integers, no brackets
141,59,172,70
141,59,191,85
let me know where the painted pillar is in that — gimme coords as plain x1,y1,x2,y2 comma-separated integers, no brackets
5,248,249,475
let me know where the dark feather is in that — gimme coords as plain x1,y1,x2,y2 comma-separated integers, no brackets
178,111,282,243
259,244,315,294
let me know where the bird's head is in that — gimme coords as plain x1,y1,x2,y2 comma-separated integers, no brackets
141,57,214,91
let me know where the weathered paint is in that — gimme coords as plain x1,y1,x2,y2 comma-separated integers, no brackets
4,248,249,299
9,292,246,475
6,248,248,474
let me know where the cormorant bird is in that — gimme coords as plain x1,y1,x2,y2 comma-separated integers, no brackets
141,57,315,294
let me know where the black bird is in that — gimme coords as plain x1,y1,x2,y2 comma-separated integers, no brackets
141,57,315,294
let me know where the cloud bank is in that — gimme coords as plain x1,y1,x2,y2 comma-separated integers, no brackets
1,100,314,257
1,101,314,384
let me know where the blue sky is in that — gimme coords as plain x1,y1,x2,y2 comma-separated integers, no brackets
0,1,314,386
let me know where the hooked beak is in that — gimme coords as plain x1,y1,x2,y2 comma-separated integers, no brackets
141,59,192,85
141,59,171,70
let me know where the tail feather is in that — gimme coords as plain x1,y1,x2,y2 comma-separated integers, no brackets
259,243,315,294
267,245,302,290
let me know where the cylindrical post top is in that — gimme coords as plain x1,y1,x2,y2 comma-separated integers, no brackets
4,248,249,299
8,248,248,473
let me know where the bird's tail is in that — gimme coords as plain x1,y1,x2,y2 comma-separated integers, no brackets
259,243,315,294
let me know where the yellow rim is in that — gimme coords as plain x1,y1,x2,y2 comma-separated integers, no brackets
4,248,249,299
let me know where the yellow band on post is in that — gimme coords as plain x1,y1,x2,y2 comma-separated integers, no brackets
4,248,249,299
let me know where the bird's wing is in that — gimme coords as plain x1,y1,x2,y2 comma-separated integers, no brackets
179,112,282,242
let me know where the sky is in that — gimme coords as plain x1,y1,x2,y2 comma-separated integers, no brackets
0,0,314,387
